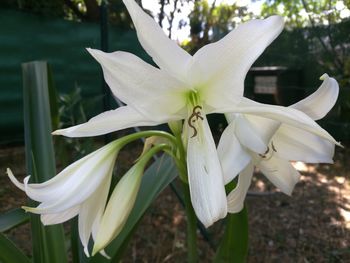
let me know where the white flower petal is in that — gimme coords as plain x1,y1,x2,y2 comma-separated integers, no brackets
242,115,280,145
217,120,251,184
52,106,165,138
290,74,339,120
234,114,269,154
79,175,112,256
227,163,254,213
258,156,300,195
187,115,227,227
191,16,284,109
232,98,339,145
272,124,334,163
20,149,99,203
87,49,187,120
122,0,191,79
7,168,25,191
23,143,118,214
40,206,80,225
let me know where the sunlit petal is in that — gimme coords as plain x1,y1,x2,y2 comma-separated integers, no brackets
258,156,300,195
122,0,191,79
87,49,187,120
272,124,334,163
187,114,227,227
231,98,339,145
291,74,339,120
191,16,284,109
52,106,166,138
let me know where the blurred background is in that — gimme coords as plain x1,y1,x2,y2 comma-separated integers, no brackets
1,0,350,143
0,0,350,262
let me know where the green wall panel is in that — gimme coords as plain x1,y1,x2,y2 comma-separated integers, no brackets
0,9,148,143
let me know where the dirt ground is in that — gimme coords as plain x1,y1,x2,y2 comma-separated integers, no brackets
0,137,349,263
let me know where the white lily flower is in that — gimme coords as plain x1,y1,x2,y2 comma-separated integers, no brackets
91,142,164,256
218,74,339,213
7,140,121,256
52,0,338,227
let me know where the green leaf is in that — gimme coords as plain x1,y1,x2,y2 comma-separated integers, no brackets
0,233,31,263
0,209,29,233
213,207,249,263
70,218,89,263
22,61,68,263
90,155,178,263
47,64,59,131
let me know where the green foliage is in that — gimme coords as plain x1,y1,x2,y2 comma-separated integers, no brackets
2,0,65,17
0,233,31,263
55,85,103,165
213,208,249,263
212,181,249,263
2,0,134,26
0,209,29,233
22,61,68,263
186,0,250,53
261,0,349,28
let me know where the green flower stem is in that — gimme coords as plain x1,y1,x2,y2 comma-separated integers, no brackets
137,143,172,167
172,130,198,262
213,181,249,262
173,132,188,182
181,180,199,263
113,130,177,149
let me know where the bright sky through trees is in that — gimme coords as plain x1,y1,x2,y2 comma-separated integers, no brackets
142,0,350,42
142,0,263,41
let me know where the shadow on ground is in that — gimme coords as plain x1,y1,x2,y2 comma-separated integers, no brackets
0,141,349,262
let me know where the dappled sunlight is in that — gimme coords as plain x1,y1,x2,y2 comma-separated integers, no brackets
292,161,316,173
247,145,350,261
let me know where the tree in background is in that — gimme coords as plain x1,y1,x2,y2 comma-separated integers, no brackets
186,0,251,53
261,0,350,119
1,0,133,26
261,0,349,81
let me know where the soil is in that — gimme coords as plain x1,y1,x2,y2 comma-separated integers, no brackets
1,134,349,263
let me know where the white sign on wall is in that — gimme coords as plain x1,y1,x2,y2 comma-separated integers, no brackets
254,76,277,94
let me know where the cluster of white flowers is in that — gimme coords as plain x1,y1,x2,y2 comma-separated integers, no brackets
8,0,339,257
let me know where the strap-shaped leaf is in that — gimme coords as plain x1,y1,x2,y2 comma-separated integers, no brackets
0,208,29,233
22,61,68,263
0,233,31,263
213,179,249,263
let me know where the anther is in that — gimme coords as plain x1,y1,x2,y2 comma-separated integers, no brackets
258,146,270,158
188,105,203,138
271,141,277,152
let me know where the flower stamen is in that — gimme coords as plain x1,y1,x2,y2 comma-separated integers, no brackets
259,146,270,159
271,141,277,152
259,141,277,159
188,105,204,138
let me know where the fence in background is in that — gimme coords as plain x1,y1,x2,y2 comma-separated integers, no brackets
0,9,349,143
0,9,149,143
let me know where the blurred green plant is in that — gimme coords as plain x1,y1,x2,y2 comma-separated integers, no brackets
54,85,103,166
23,61,68,263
